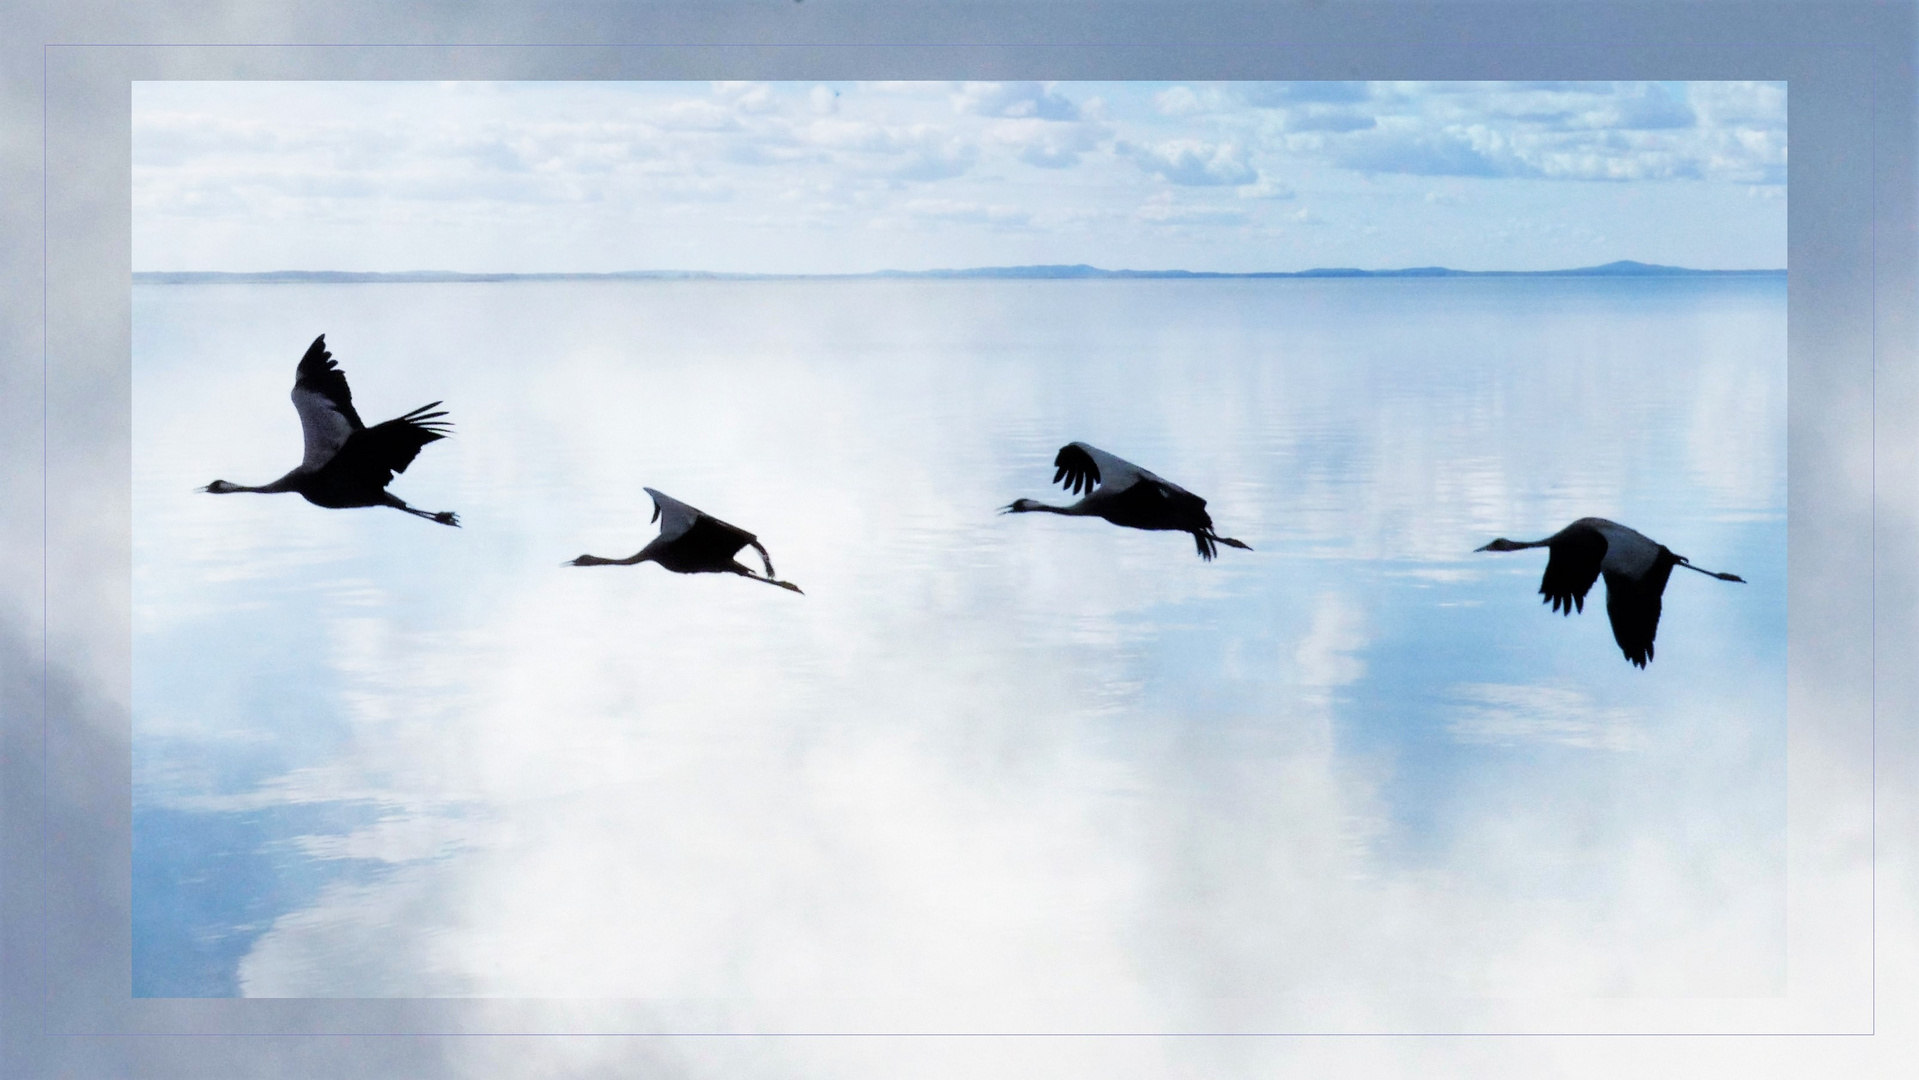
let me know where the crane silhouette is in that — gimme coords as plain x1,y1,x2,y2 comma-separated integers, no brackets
568,488,803,593
1003,441,1252,560
199,334,459,526
1477,517,1745,667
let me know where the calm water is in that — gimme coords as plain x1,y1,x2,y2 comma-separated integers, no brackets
133,277,1785,1023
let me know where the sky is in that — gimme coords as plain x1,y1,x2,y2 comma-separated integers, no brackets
131,80,1787,275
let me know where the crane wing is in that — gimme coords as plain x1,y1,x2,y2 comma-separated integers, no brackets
1602,569,1662,668
1054,442,1144,496
644,488,707,543
320,403,452,490
1539,528,1606,615
644,488,760,559
291,334,365,469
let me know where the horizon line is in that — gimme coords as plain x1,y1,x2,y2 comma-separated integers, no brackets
131,260,1788,284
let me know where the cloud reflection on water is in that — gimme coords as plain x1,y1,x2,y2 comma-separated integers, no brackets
134,276,1783,1022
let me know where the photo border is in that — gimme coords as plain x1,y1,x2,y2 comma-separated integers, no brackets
18,3,1908,1057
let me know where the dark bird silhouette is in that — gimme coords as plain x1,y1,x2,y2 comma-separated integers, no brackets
1002,441,1252,560
1477,517,1745,667
200,334,458,526
568,488,803,593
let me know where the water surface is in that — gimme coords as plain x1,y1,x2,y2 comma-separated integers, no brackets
134,277,1785,1024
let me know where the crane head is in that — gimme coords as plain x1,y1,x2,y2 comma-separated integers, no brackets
200,480,239,494
1476,538,1530,552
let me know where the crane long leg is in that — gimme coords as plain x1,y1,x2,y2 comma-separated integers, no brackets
747,539,780,578
733,567,803,594
1676,560,1744,582
394,503,461,527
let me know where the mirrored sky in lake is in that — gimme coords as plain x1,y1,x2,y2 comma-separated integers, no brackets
133,276,1784,1025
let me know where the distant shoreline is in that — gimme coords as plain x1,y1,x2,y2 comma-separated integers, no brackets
132,260,1786,285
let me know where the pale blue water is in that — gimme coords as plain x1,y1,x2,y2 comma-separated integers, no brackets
133,277,1784,1016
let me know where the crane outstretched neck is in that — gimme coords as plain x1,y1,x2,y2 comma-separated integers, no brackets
1476,537,1548,552
200,475,298,495
1001,498,1092,516
567,552,651,567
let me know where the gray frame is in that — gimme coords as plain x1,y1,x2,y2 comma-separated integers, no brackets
7,0,1914,1074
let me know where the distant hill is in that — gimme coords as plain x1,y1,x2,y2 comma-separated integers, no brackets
871,260,1781,279
133,260,1784,285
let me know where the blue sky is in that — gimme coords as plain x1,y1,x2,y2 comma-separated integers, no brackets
132,80,1786,274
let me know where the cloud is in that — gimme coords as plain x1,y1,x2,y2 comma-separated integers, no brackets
1120,138,1258,186
1134,194,1251,226
711,81,779,115
1597,85,1697,130
647,98,743,132
1686,80,1787,128
889,131,981,181
1154,86,1204,116
1236,173,1297,199
895,198,1035,229
796,117,906,153
859,80,960,97
1333,126,1515,178
133,110,291,166
1437,82,1696,133
1237,83,1380,134
1256,81,1780,185
1331,121,1716,182
954,80,1081,121
985,117,1107,168
1279,106,1379,134
793,119,981,181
